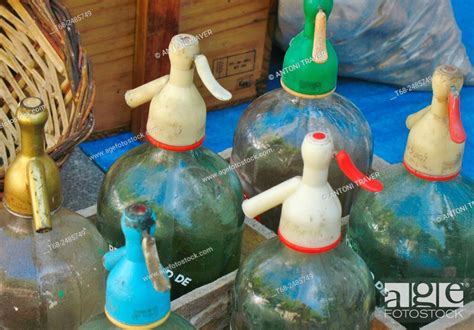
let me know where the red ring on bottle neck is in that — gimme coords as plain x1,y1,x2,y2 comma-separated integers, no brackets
278,229,341,254
146,133,204,152
403,161,459,181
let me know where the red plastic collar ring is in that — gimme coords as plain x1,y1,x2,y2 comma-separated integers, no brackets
278,229,342,254
403,161,459,181
146,133,204,152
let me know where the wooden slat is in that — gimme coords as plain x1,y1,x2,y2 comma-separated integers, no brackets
62,0,136,133
63,0,272,134
131,0,180,135
130,0,271,135
371,309,406,330
258,0,278,94
421,302,474,330
78,20,136,47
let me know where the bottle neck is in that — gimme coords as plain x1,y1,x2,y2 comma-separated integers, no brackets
20,124,45,157
125,233,146,262
169,66,194,86
304,18,315,39
302,166,329,187
431,96,448,118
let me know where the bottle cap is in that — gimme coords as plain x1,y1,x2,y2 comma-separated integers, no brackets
281,0,338,98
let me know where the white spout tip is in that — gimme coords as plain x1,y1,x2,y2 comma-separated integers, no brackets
194,54,232,102
124,90,135,107
242,199,255,219
217,90,232,101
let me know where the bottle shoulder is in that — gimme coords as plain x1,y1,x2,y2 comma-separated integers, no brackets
0,206,107,273
240,88,365,123
101,143,243,198
106,144,234,178
0,207,104,240
353,163,474,215
233,90,372,164
350,164,474,252
238,238,371,284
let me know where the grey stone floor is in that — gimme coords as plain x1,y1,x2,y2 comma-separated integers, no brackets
60,147,104,211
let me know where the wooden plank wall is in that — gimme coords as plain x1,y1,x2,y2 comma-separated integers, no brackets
131,0,180,135
179,0,270,109
61,0,136,133
61,0,273,135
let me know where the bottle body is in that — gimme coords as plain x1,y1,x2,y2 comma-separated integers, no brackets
231,238,375,329
348,164,474,324
80,312,194,329
97,143,244,298
0,207,107,329
231,88,373,231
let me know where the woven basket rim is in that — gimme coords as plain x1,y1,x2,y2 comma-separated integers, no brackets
0,0,96,188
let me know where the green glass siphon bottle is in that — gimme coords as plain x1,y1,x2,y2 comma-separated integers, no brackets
348,65,474,326
231,0,373,231
96,34,244,298
231,131,382,329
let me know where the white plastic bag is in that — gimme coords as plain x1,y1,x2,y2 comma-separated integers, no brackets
276,0,474,89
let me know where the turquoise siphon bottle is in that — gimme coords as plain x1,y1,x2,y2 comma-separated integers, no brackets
348,65,474,326
0,97,107,329
231,0,373,231
80,203,194,329
231,131,382,329
96,34,244,298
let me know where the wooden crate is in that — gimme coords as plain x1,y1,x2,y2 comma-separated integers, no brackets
76,149,472,329
78,208,405,329
77,204,403,329
61,0,276,135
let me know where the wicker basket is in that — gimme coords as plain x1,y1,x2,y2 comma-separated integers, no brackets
0,0,95,188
